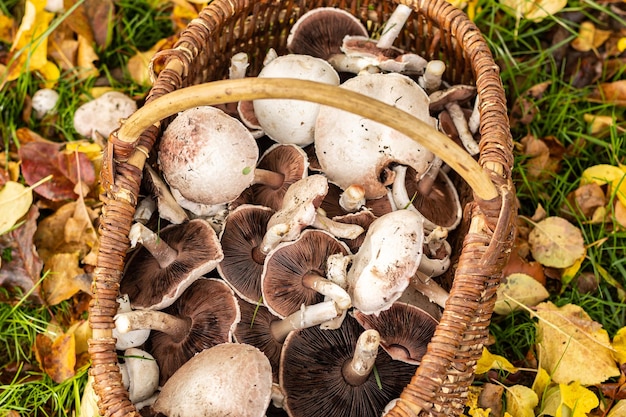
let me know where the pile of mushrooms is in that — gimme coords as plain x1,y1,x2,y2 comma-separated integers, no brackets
113,4,485,417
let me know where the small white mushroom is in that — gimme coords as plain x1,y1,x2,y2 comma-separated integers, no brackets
112,295,150,350
419,60,446,93
31,88,59,120
445,101,480,155
253,54,340,146
73,91,137,139
376,4,413,49
339,184,366,212
119,348,160,404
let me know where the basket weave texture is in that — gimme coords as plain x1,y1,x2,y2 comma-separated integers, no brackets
88,1,517,416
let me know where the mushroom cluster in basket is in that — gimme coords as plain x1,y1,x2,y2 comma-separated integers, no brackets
111,5,483,417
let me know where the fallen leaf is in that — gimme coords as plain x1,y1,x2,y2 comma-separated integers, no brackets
5,0,59,87
532,366,552,402
535,301,620,385
465,386,493,417
500,0,567,22
510,81,551,127
62,0,95,45
557,381,599,417
34,331,76,383
76,35,100,79
0,12,15,44
83,0,115,48
495,273,550,315
612,328,626,364
505,385,538,417
607,399,626,417
475,347,519,374
477,383,504,417
615,200,626,229
42,252,86,306
583,114,623,135
560,254,585,290
588,80,626,107
18,141,96,201
528,216,586,269
571,21,612,52
581,164,626,207
562,183,606,221
595,264,626,301
0,182,34,235
0,206,44,303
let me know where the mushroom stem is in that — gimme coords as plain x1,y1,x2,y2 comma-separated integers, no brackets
115,310,189,343
269,300,339,343
377,4,413,49
312,211,365,239
468,96,481,134
417,249,451,278
229,52,249,80
302,272,352,310
253,168,285,190
342,329,380,386
128,223,178,269
410,272,449,308
419,60,446,93
391,165,420,212
339,184,366,212
418,157,443,196
445,102,480,156
261,223,290,254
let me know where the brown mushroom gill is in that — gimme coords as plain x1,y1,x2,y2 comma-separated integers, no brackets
280,315,416,417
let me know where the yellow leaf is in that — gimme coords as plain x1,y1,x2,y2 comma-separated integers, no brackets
495,272,549,315
34,331,76,383
500,0,567,22
475,347,518,374
39,60,60,88
76,34,99,80
42,252,86,305
571,21,611,52
607,399,626,417
67,320,92,356
532,366,552,402
127,38,170,86
560,254,585,288
612,327,626,364
7,0,55,82
0,12,15,43
535,302,620,385
0,182,34,235
583,113,616,134
65,141,103,161
528,216,585,269
505,385,538,417
557,381,599,417
618,38,626,53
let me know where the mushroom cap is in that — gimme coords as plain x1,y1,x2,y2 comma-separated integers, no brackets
120,219,224,310
347,210,425,315
287,7,368,59
253,54,340,146
73,91,137,138
218,204,275,303
353,302,438,365
145,278,241,385
403,166,462,231
32,88,60,119
315,72,436,199
158,106,258,206
332,210,377,253
154,343,272,417
279,315,417,417
251,144,309,211
262,229,350,318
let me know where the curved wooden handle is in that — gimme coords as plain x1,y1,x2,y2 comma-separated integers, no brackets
114,78,499,200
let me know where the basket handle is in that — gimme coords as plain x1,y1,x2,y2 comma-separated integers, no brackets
114,78,499,201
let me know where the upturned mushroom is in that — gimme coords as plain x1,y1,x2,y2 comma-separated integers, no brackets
116,278,241,385
253,53,340,146
315,72,437,199
119,348,160,403
279,315,417,417
120,219,223,310
158,106,285,215
153,343,273,417
261,229,352,319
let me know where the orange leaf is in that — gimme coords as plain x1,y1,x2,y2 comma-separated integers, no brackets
34,332,76,383
589,80,626,107
571,21,611,52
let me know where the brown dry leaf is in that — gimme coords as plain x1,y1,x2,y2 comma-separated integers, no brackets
494,273,549,315
519,134,563,180
528,216,585,269
0,206,44,303
127,38,172,86
76,35,99,80
34,331,76,383
510,81,552,126
83,0,115,48
588,80,626,107
62,0,95,45
535,301,620,385
562,182,606,221
42,252,86,305
571,21,612,52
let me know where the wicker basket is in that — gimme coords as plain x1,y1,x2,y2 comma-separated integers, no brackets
88,1,516,416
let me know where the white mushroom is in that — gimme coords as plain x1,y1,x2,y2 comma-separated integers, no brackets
119,348,160,404
315,72,437,200
73,91,137,139
112,294,150,350
153,343,273,417
31,88,59,120
253,54,340,146
158,106,285,215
